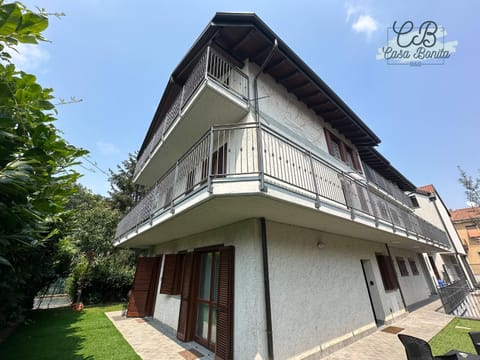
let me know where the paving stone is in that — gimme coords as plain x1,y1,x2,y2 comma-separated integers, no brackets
106,299,452,360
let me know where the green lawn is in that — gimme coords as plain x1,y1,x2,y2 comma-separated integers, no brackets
430,317,480,356
0,304,140,360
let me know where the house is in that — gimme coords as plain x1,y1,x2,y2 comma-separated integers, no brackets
451,206,480,280
115,13,455,359
411,185,477,290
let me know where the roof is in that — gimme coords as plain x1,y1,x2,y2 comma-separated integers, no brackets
139,12,380,157
358,147,415,191
451,207,480,222
417,184,435,194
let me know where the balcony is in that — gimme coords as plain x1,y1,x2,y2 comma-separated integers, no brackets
134,47,250,186
116,123,451,251
363,163,412,208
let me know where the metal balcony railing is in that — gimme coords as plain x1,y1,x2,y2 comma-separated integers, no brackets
116,123,451,250
363,163,412,207
134,47,249,179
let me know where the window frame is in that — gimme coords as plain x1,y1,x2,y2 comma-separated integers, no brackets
396,257,409,277
324,129,362,172
408,258,420,275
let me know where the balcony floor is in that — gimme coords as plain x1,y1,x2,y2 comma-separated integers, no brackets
116,180,448,253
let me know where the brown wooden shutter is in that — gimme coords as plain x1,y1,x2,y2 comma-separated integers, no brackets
177,252,195,341
160,254,177,295
376,254,398,291
215,246,234,360
324,129,334,155
127,256,162,317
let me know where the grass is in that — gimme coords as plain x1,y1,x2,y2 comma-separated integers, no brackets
0,304,140,360
430,317,480,355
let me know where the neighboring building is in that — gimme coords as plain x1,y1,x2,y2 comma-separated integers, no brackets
412,185,477,290
452,207,480,280
115,13,454,359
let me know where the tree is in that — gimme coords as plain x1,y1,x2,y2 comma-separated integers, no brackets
458,167,480,207
65,185,135,305
108,152,144,214
0,1,86,327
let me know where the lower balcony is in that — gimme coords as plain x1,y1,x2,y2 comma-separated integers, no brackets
115,123,451,252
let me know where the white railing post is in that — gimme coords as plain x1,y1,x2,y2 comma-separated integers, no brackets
205,46,210,81
207,127,215,193
170,160,179,214
257,124,266,191
308,151,320,209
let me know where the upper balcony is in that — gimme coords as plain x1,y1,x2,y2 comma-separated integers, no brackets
363,163,413,208
134,47,250,186
116,122,451,253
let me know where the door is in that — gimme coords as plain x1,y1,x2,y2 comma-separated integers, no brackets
127,256,162,317
361,259,384,325
194,251,220,351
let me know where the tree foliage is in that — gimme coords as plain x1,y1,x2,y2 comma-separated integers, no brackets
458,167,480,207
108,152,144,215
0,1,86,327
65,185,135,305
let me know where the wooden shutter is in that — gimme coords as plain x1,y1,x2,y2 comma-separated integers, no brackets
127,256,162,317
177,252,195,341
160,254,177,295
215,246,234,360
376,254,398,291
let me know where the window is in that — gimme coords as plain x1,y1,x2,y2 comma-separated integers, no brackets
396,257,409,276
408,258,419,275
409,195,420,208
324,129,361,172
376,254,398,290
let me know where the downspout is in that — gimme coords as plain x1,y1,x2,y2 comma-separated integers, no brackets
430,193,474,289
385,244,408,311
253,39,278,192
260,217,274,360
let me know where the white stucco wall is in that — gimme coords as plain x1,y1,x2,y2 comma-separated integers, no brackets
243,61,363,176
390,247,431,306
414,194,444,229
265,221,430,360
151,219,268,360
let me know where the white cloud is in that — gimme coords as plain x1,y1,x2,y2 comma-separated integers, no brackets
7,43,50,72
352,15,378,34
96,141,120,155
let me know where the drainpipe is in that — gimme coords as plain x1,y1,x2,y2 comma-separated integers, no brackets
430,193,474,290
260,217,274,360
253,39,278,192
385,244,408,311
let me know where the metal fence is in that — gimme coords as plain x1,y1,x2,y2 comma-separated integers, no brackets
134,47,249,178
436,279,480,319
116,123,451,251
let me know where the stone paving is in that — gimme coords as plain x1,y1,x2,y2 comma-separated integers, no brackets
322,299,453,360
106,312,214,360
107,299,453,360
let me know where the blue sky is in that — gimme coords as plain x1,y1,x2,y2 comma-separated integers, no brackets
17,0,479,210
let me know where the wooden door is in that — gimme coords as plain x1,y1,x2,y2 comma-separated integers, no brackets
127,256,162,317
